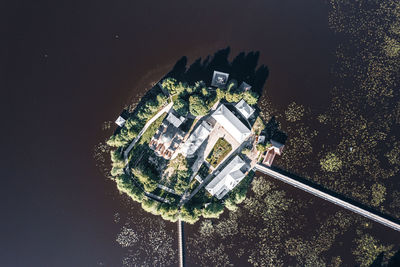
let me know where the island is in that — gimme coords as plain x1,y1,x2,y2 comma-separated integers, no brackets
107,70,285,224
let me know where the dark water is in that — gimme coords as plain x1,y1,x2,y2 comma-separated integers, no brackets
2,0,362,266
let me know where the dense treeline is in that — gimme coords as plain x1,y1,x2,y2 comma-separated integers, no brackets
162,77,259,118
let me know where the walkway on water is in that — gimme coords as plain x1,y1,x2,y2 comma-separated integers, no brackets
177,218,185,267
254,164,400,232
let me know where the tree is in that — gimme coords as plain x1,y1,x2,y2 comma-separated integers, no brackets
225,198,238,211
115,174,144,203
242,90,259,105
320,152,342,172
173,96,189,116
161,78,177,94
179,205,201,224
141,198,161,215
224,91,241,103
111,166,124,177
156,93,167,106
173,171,190,195
189,95,208,116
216,88,225,100
256,143,266,152
132,162,159,192
202,202,224,218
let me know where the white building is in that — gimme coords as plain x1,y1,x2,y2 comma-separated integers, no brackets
212,104,251,143
235,99,255,119
205,155,248,199
181,121,213,157
115,116,126,127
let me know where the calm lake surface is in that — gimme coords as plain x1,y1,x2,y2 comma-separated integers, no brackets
4,0,396,266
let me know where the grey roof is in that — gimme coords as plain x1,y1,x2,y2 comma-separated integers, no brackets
211,71,229,87
238,82,252,91
271,139,284,148
181,121,212,157
166,112,185,128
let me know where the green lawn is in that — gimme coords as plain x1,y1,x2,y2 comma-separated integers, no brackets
206,138,232,167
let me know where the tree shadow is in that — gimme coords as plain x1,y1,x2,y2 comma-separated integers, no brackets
263,116,288,144
388,249,400,267
370,252,384,267
369,249,400,267
164,47,269,96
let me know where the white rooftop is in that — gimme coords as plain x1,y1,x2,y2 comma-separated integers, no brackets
181,121,212,157
235,99,255,119
115,116,126,127
212,104,251,143
205,155,248,199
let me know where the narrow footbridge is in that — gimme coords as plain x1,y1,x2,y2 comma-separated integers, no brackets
177,218,185,267
254,164,400,232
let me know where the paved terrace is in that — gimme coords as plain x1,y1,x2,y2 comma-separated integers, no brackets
254,164,400,232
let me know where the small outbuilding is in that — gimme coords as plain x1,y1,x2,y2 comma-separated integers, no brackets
235,99,255,119
262,139,285,167
115,110,129,127
238,81,252,92
211,71,229,88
